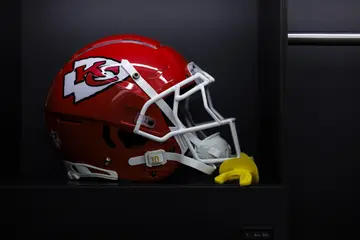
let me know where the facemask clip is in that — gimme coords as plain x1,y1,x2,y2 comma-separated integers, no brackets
144,149,167,167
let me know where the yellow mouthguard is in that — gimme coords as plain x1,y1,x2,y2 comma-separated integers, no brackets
214,152,259,186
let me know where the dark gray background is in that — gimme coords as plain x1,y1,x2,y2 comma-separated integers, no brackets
21,0,266,182
288,0,360,32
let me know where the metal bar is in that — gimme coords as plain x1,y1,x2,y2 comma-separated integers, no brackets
288,33,360,46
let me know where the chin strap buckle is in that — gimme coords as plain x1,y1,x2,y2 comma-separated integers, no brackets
144,149,167,167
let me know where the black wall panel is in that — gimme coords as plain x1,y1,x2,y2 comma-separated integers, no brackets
287,1,360,238
286,45,360,239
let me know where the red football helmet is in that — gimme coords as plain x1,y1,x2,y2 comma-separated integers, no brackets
45,34,241,182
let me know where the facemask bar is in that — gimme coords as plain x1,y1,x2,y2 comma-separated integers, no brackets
121,59,241,164
171,83,241,163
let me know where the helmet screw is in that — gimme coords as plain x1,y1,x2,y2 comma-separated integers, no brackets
132,72,140,80
104,157,112,166
147,119,155,126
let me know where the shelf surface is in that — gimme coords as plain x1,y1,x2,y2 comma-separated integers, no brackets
3,184,286,240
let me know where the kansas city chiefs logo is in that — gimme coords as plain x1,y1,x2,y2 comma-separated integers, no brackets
63,57,130,103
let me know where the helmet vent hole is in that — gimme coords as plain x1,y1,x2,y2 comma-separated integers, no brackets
117,130,148,148
102,125,116,148
160,111,175,127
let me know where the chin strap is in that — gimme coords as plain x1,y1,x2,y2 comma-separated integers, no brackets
63,161,119,180
128,149,217,175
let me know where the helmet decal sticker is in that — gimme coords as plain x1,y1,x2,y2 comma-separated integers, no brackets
63,57,130,103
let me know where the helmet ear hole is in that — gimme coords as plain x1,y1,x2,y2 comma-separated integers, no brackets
117,130,148,148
